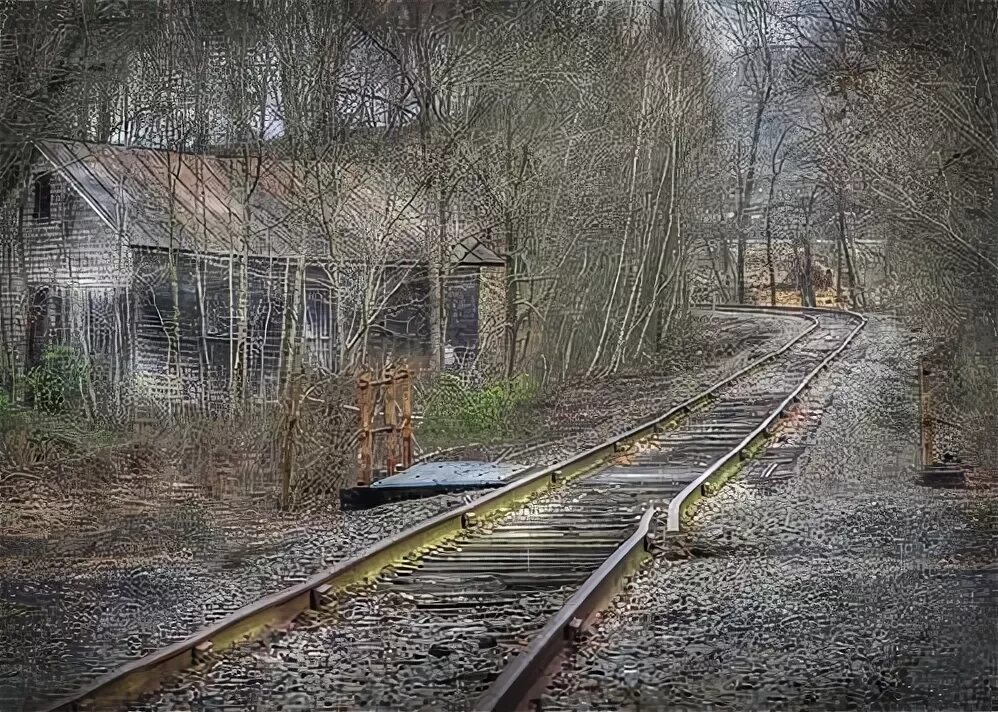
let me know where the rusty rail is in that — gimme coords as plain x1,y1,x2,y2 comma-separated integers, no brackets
39,305,828,712
474,507,656,712
474,305,866,711
667,305,866,531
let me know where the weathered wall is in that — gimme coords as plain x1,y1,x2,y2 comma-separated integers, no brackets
131,250,290,412
14,167,134,399
22,167,131,287
443,268,480,362
8,158,492,411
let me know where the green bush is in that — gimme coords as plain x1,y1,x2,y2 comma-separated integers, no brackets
419,373,539,441
26,345,90,414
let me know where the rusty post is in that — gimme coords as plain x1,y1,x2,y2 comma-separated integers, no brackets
919,357,934,467
384,363,398,477
399,361,413,470
357,369,374,486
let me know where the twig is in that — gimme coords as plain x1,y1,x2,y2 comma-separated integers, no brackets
0,471,42,486
413,442,482,465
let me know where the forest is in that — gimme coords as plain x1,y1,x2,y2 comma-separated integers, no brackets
0,0,995,507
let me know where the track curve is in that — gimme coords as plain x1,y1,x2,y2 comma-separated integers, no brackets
87,307,865,712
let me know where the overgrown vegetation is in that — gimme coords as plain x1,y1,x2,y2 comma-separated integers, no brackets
417,374,540,446
0,0,995,506
24,345,90,414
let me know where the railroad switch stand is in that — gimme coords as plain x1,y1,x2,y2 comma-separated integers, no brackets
357,362,414,487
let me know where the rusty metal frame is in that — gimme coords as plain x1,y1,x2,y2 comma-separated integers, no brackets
41,305,846,712
355,363,414,486
384,363,398,476
399,363,414,470
356,369,375,487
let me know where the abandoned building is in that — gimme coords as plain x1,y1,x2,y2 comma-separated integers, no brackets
0,139,504,414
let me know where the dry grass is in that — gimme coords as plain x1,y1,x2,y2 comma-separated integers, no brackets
0,373,361,566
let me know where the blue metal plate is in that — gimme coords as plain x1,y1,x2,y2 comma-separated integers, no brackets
371,460,532,489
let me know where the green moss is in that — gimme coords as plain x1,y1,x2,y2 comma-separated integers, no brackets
418,373,540,445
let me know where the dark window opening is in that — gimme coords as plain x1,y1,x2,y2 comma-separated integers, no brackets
32,172,51,222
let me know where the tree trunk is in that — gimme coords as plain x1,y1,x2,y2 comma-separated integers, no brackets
637,132,680,355
278,255,306,510
9,180,30,402
504,211,518,378
614,133,675,370
736,230,747,304
836,193,860,307
799,188,819,308
802,239,816,308
428,186,447,370
170,253,181,415
764,127,789,307
836,216,843,303
734,69,772,304
765,205,776,306
588,57,650,376
233,235,250,404
165,153,182,420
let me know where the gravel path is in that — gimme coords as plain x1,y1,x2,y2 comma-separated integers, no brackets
545,316,997,712
129,311,845,712
0,309,805,711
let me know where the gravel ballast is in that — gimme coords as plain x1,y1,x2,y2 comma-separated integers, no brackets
128,311,847,712
545,316,997,712
1,309,804,711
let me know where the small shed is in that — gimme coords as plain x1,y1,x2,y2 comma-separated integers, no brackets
5,139,503,413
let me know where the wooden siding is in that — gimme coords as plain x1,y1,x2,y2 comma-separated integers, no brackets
127,254,439,403
7,149,496,410
10,243,487,410
22,167,131,288
444,269,480,362
132,250,289,406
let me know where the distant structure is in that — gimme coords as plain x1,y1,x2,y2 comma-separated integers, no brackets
2,139,503,413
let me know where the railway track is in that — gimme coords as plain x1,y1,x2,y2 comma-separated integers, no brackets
45,305,864,712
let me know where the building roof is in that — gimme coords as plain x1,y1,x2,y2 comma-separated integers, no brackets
35,139,502,268
450,235,505,267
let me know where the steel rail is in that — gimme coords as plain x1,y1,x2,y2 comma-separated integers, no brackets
666,306,866,531
474,507,657,712
474,305,865,712
39,306,817,712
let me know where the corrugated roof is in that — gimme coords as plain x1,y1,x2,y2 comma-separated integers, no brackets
35,139,495,267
